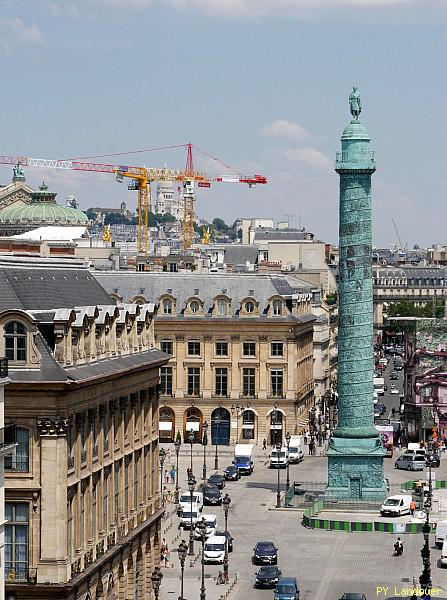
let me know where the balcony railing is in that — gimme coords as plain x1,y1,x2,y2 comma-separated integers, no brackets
335,150,375,166
5,566,37,585
0,423,16,457
0,357,8,379
67,455,75,470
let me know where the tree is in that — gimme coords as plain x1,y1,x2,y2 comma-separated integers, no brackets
212,217,228,232
104,213,131,225
159,213,176,223
84,210,97,221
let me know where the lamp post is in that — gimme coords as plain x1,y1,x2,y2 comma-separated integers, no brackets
188,474,196,556
202,420,208,481
174,435,181,504
188,427,195,477
285,431,291,492
213,414,222,470
177,539,188,600
419,438,433,599
151,567,163,600
230,404,244,445
222,493,231,581
196,517,207,600
159,447,166,507
275,441,282,508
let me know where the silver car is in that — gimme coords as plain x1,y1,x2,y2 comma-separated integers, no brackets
394,455,424,471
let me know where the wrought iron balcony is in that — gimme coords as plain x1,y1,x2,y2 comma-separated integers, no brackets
335,150,375,172
5,566,37,584
67,455,75,470
0,423,16,458
0,357,8,379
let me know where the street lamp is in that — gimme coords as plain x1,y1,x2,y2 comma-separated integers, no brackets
196,517,207,600
222,493,231,581
159,447,166,507
275,441,282,508
188,427,195,477
213,414,222,470
418,438,434,599
202,420,209,481
285,431,291,492
188,474,196,556
230,404,244,445
177,539,188,600
151,567,163,600
174,435,181,504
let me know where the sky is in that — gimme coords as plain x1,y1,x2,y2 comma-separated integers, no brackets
0,0,447,248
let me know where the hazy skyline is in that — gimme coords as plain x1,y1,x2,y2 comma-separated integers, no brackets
1,0,446,247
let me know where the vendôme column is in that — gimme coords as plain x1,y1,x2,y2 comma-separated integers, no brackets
326,88,387,501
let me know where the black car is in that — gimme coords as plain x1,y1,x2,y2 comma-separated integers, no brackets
255,566,282,588
390,371,398,380
202,484,222,505
215,530,234,552
429,454,440,468
224,465,240,481
208,473,226,489
376,403,386,415
253,541,278,565
339,595,366,600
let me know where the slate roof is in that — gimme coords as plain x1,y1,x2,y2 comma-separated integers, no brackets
253,229,308,241
223,245,258,266
95,272,314,321
0,266,111,311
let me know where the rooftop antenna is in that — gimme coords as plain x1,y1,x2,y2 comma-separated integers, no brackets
284,214,293,228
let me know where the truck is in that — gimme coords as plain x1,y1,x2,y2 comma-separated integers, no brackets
373,376,385,396
233,444,254,475
269,446,289,468
288,435,304,464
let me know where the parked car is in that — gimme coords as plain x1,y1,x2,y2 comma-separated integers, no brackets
274,577,300,600
254,565,282,588
339,595,367,600
203,535,226,564
179,492,203,512
429,454,440,468
390,371,398,380
394,455,424,471
180,508,200,529
215,529,234,552
201,484,222,505
379,358,388,366
253,541,278,565
390,385,399,395
194,514,217,539
224,465,240,481
207,473,225,489
376,403,386,415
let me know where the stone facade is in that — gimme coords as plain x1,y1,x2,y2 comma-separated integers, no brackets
1,302,168,600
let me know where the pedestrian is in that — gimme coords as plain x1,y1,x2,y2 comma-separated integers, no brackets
167,448,171,462
308,439,314,456
160,538,170,567
164,468,169,485
187,467,192,480
262,438,267,451
410,499,416,516
170,465,176,484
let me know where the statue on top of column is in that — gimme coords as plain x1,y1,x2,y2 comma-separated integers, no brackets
349,86,362,120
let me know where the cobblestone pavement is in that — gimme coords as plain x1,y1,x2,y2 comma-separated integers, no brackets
159,445,447,600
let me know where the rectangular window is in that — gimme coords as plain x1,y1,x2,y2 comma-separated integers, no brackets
271,369,284,397
5,503,29,582
124,460,129,515
271,341,284,357
114,461,121,523
215,340,228,356
160,340,173,355
134,452,140,508
102,407,109,452
67,497,73,558
80,490,85,548
143,446,148,501
5,427,29,472
243,341,256,357
103,472,109,532
272,300,282,316
150,444,155,498
187,367,200,396
160,366,173,396
187,340,201,356
92,483,97,541
242,368,256,397
215,368,228,396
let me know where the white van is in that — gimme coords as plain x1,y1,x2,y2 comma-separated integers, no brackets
270,446,289,468
180,507,200,529
435,520,447,548
288,435,304,464
203,535,226,564
179,491,203,512
441,539,447,568
380,495,412,517
194,514,217,540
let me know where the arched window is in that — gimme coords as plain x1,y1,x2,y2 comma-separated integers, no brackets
163,299,172,315
272,300,282,316
190,300,199,313
217,299,227,316
245,301,254,314
5,428,29,472
4,321,27,362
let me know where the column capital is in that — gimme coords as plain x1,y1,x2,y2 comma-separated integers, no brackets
37,416,69,436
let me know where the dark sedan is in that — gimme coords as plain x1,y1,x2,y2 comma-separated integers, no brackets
208,473,226,489
253,541,278,565
339,594,366,600
202,484,222,505
390,371,398,380
428,454,440,468
216,530,234,552
376,403,386,415
224,465,240,481
255,566,282,588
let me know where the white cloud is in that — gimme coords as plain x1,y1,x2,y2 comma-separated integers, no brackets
48,3,82,18
284,147,332,170
262,120,310,141
0,17,43,53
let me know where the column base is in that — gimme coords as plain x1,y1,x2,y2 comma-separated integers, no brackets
326,435,387,502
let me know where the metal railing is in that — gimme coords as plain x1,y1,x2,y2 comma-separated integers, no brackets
335,150,375,164
5,566,37,584
0,423,16,450
0,357,8,379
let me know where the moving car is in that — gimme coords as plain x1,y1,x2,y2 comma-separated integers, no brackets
380,494,412,517
270,446,289,468
390,384,399,395
378,358,388,366
394,455,424,471
224,465,240,481
435,520,447,547
215,529,234,552
203,535,226,564
429,454,440,468
208,473,225,489
375,403,386,415
194,514,217,540
253,541,278,565
339,595,367,600
390,371,398,380
288,435,304,463
201,484,222,505
233,443,254,474
441,539,447,568
254,565,281,588
179,492,203,512
274,577,300,600
180,508,200,529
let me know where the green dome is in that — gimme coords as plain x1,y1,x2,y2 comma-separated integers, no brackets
341,120,370,141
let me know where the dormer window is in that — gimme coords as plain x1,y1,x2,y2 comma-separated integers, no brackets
190,301,200,314
4,321,27,362
217,299,227,316
245,301,255,314
272,300,282,316
163,299,173,315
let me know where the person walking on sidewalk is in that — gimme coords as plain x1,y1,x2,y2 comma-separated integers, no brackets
262,439,267,451
410,499,416,516
170,465,176,484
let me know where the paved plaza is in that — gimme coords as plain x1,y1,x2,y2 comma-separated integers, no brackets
158,445,447,600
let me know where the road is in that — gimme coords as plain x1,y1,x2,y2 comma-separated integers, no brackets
159,444,447,600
